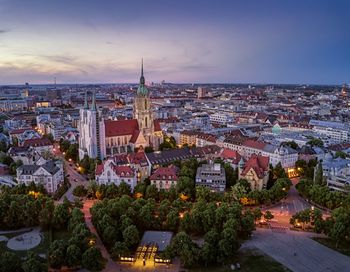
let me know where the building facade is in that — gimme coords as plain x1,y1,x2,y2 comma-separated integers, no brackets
195,163,226,192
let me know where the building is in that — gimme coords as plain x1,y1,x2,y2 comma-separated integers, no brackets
209,112,233,125
150,165,179,191
195,163,226,192
78,61,163,160
0,99,27,112
197,87,206,99
309,119,350,144
95,158,137,190
219,148,242,169
16,160,64,194
179,131,198,146
22,137,53,155
239,154,269,190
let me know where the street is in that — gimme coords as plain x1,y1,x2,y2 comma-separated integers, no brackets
53,143,88,202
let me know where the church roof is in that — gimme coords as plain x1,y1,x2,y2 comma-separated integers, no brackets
104,119,139,137
129,130,140,143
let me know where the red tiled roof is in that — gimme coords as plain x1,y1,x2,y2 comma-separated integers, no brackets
9,128,33,135
104,119,139,137
150,166,178,181
112,154,128,164
128,151,148,165
95,164,104,175
241,155,269,179
129,130,140,144
243,139,266,150
113,165,134,177
221,148,242,164
23,137,52,147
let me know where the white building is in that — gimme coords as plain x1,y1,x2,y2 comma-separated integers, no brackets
78,91,105,160
16,160,64,194
309,119,350,144
209,112,233,125
95,158,137,190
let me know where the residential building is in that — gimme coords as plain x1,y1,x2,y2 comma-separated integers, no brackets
150,165,179,191
16,160,64,194
95,158,137,190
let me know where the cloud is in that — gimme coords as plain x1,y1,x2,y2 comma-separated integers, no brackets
0,29,9,34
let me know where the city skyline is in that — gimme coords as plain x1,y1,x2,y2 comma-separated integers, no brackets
0,0,350,85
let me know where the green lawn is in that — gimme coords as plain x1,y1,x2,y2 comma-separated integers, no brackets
313,237,350,257
189,248,290,272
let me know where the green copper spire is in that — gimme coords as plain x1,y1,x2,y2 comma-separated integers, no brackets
137,59,148,96
91,91,96,111
84,91,88,109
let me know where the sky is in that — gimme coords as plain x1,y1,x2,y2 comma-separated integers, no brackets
0,0,349,85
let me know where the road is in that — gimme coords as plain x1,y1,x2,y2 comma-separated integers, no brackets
242,228,350,272
262,178,313,226
53,144,88,202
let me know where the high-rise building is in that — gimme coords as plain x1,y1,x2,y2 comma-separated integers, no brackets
197,86,206,99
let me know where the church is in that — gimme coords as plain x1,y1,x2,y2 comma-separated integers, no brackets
78,61,163,160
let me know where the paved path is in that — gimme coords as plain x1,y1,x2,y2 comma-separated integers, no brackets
82,200,122,272
242,228,350,272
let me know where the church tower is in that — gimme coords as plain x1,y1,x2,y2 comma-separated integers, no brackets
78,91,105,160
133,60,156,147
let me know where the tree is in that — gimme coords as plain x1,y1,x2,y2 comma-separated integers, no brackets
170,232,200,267
201,229,219,266
22,252,46,272
118,182,131,196
264,210,274,222
122,225,139,248
314,163,324,185
52,203,70,229
273,162,288,179
82,247,106,272
113,241,130,259
49,240,67,268
0,251,22,272
166,210,180,231
145,184,158,200
307,137,324,148
144,146,154,153
282,141,298,150
66,244,82,267
335,151,347,159
0,139,8,152
73,185,88,197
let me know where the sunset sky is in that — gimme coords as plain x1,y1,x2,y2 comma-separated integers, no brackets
0,0,349,84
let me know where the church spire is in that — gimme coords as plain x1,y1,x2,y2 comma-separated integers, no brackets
140,58,145,85
84,91,88,109
91,91,96,111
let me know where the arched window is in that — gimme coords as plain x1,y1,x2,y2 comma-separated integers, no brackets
145,117,148,127
145,100,147,109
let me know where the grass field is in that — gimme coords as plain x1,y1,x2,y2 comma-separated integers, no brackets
313,237,350,257
189,248,290,272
